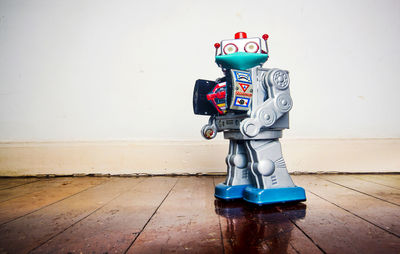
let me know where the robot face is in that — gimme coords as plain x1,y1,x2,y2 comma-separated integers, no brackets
215,32,269,70
221,37,262,55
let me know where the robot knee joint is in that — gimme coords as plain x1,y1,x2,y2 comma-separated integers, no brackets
254,159,275,176
229,154,248,168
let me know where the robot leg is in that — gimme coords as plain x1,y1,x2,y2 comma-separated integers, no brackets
243,139,306,205
214,139,251,200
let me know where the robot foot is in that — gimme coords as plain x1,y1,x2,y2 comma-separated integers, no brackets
243,186,306,205
214,183,250,200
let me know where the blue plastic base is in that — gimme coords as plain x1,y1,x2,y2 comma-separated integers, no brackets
214,183,249,200
243,186,306,205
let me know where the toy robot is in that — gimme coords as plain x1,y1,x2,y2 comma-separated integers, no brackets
193,32,306,205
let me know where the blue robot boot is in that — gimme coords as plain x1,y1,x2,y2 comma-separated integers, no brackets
215,140,251,200
243,140,306,205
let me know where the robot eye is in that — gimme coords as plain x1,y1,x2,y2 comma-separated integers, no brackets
223,43,238,55
244,41,259,53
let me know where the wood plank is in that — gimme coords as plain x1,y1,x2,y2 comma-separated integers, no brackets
0,177,143,253
320,174,400,205
30,176,177,254
213,176,322,254
126,177,224,254
354,174,400,190
294,175,400,236
0,178,39,190
290,175,400,253
0,177,81,203
0,177,108,225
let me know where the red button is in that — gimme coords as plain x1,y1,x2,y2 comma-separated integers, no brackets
235,32,247,39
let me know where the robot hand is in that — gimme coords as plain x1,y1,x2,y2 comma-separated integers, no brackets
240,118,263,137
201,116,218,139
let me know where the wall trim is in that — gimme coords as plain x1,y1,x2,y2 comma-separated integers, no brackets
0,139,399,176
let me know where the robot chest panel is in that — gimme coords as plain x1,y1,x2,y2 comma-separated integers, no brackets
228,69,254,111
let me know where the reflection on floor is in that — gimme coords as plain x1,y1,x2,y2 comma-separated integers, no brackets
215,199,309,253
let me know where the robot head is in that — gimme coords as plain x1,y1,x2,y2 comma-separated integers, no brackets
214,32,269,70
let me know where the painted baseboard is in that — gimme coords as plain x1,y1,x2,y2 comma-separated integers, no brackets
0,139,399,176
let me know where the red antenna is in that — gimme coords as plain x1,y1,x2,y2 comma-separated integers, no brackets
262,33,269,54
214,43,220,56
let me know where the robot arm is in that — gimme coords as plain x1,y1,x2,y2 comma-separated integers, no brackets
201,116,218,139
240,69,292,137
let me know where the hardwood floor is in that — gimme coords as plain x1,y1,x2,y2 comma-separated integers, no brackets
0,175,398,253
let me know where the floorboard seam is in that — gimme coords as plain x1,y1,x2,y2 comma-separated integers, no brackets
0,179,41,191
307,190,400,238
0,192,41,204
319,177,400,207
124,178,179,254
0,180,48,203
0,179,66,204
279,210,326,254
288,242,300,254
27,178,147,253
213,177,225,254
352,176,400,190
0,178,111,228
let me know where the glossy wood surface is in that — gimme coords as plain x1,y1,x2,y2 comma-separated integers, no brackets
293,175,400,237
320,174,400,205
31,177,177,253
213,177,322,254
127,177,223,254
354,174,400,190
0,178,38,191
0,177,107,226
0,175,398,253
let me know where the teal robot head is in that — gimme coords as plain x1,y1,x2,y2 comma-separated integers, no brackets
214,32,269,71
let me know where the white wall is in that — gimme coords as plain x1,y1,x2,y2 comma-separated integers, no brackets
1,0,400,142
